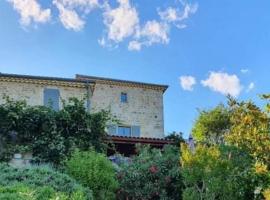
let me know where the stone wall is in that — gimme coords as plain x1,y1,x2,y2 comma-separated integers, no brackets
0,81,87,109
91,83,164,138
0,80,165,138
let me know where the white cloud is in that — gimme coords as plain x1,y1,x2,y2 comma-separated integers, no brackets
128,40,141,51
101,0,197,50
103,0,139,42
126,20,170,51
241,69,249,74
53,1,85,31
137,20,169,45
201,72,242,97
246,82,255,92
179,76,196,91
126,2,197,51
159,3,198,23
53,0,99,31
98,37,106,47
56,0,99,12
7,0,51,26
7,0,198,50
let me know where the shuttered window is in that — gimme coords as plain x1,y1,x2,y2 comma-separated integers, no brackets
131,126,141,137
120,93,128,103
107,125,141,137
118,126,131,136
43,88,60,111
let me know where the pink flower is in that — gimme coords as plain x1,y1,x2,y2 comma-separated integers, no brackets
149,165,158,174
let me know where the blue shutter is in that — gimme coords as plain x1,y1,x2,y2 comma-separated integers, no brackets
43,88,60,111
121,93,127,103
132,126,141,137
107,125,117,135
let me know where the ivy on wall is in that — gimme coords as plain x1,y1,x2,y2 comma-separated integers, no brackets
0,96,111,165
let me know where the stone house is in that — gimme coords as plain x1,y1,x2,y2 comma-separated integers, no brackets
0,73,168,140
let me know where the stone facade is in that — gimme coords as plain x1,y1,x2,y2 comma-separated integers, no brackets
0,74,167,138
0,81,87,108
91,83,164,138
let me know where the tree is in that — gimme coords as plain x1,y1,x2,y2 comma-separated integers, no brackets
181,144,254,200
225,97,270,167
165,131,185,146
191,104,231,145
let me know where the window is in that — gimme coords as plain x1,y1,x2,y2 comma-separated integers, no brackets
107,125,141,137
121,92,128,103
43,88,60,111
118,126,131,136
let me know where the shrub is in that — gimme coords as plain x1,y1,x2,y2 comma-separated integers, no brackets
0,97,111,165
65,150,119,200
0,163,93,200
264,188,270,200
181,144,255,200
117,145,183,200
0,183,88,200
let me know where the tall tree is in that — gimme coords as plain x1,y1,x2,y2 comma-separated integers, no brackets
225,97,270,167
192,104,231,145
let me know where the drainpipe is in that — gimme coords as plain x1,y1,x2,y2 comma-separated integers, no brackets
86,80,91,112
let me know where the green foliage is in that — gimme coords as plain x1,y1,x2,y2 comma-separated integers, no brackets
65,150,119,200
117,145,183,200
226,98,270,167
165,131,185,146
192,104,231,145
181,144,254,200
0,184,88,200
0,163,93,199
0,97,111,164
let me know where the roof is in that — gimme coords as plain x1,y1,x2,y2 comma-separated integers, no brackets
0,72,168,92
107,135,173,146
0,73,94,83
0,73,94,88
76,74,168,92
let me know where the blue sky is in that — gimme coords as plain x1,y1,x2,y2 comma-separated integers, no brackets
0,0,270,138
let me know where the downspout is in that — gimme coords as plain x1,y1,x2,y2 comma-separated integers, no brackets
85,80,96,112
86,80,91,112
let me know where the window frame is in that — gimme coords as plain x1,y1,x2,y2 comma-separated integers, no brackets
117,126,131,136
120,92,128,103
43,88,60,111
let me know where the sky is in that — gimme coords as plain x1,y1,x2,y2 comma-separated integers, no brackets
0,0,270,138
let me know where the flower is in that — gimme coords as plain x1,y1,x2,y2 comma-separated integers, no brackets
149,165,158,174
254,161,268,174
263,188,270,200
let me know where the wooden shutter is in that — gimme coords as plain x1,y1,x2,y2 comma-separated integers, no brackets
132,126,141,137
43,88,60,111
107,125,117,135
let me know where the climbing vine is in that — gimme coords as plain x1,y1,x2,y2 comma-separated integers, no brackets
0,96,111,165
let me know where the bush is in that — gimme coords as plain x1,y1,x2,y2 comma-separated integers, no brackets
65,150,119,200
181,144,255,200
0,97,111,165
0,163,93,200
0,183,88,200
117,145,183,200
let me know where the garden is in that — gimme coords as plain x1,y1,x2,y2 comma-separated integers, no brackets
0,95,270,200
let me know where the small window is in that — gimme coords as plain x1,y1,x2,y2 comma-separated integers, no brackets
121,92,128,103
118,126,131,136
107,125,141,137
43,88,60,111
